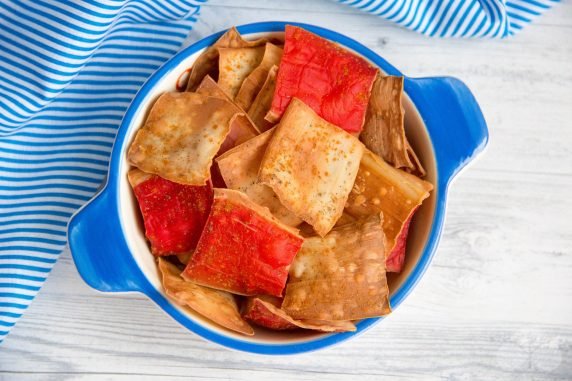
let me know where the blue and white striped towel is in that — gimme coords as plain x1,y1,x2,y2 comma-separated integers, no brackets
340,0,561,38
0,0,560,343
0,0,204,343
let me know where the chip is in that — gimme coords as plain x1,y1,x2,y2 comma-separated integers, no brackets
243,296,356,332
158,258,253,336
259,98,364,236
360,74,426,176
218,46,265,99
216,128,302,226
345,149,432,259
183,188,304,297
282,214,391,321
186,27,267,91
195,75,259,155
386,207,417,273
267,25,377,133
248,65,278,132
127,92,240,185
235,43,283,110
128,168,212,256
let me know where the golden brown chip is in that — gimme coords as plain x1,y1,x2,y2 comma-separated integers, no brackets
345,149,433,257
235,43,283,110
259,98,364,237
216,128,302,226
249,65,278,132
157,258,254,336
186,27,267,92
282,214,391,321
360,73,426,176
218,46,265,99
127,92,240,185
244,297,356,332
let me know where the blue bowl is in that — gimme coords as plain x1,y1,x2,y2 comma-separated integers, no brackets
68,22,488,355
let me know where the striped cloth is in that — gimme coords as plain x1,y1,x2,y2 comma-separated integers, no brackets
0,0,560,344
0,0,204,343
338,0,561,38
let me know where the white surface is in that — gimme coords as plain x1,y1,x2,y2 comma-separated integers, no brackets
1,1,571,379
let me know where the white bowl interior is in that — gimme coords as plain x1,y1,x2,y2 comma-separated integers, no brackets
118,31,437,344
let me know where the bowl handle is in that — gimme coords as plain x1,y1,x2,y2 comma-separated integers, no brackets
68,189,144,293
406,76,489,184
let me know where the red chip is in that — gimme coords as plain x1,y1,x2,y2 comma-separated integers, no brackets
386,208,417,273
243,296,297,330
183,189,303,297
132,175,213,256
268,25,377,133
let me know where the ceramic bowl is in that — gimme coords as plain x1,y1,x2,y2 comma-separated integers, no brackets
68,21,488,355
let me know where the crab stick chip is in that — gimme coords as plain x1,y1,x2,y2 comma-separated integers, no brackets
158,258,253,336
248,65,278,132
183,189,304,297
186,27,267,92
360,74,426,176
127,92,240,185
243,296,356,332
267,25,377,133
345,149,432,260
235,43,283,110
282,214,391,321
216,128,302,227
259,98,364,237
218,46,266,99
128,169,212,256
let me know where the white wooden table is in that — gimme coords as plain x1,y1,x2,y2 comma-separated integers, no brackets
1,1,571,380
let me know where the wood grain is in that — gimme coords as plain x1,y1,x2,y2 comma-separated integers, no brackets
1,1,571,380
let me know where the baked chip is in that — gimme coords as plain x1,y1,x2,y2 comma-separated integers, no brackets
259,98,364,237
235,43,283,110
186,27,267,92
243,296,356,332
282,214,391,321
345,149,432,261
216,128,302,226
248,65,278,132
218,46,265,99
127,92,240,185
128,168,212,256
158,258,253,336
196,75,259,154
360,74,426,176
183,188,304,297
267,25,377,133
